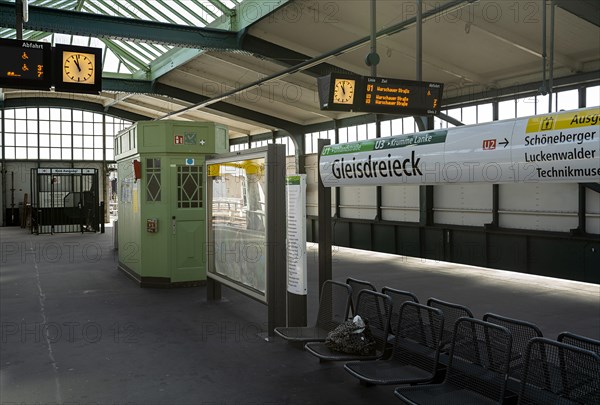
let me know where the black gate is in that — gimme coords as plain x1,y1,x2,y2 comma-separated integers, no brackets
30,168,100,234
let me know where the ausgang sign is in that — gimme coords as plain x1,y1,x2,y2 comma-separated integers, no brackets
319,107,600,187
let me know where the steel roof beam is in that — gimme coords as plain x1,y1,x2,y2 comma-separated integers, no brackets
3,97,151,121
555,0,600,27
0,1,242,49
154,82,303,134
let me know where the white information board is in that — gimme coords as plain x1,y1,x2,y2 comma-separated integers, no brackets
319,107,600,186
286,175,307,295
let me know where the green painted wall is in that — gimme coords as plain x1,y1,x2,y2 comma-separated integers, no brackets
116,121,228,286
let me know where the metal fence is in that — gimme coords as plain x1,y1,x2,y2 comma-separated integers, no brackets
30,168,100,234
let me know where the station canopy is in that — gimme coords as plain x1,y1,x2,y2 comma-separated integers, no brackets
0,0,599,140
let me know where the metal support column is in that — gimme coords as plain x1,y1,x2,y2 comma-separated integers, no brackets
317,139,332,299
548,0,556,112
375,114,383,220
15,0,23,40
333,121,341,217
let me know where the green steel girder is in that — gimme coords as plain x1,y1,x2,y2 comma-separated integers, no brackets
137,48,204,80
145,0,292,80
102,77,156,94
0,1,242,49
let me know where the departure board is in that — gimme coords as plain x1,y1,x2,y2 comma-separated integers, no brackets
0,38,52,90
361,76,443,115
318,73,443,116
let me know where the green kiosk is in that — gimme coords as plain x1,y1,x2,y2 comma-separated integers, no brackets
115,121,228,287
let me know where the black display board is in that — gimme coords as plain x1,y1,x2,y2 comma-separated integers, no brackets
318,73,443,116
0,38,52,90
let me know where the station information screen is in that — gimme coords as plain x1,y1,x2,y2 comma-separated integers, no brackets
361,76,443,115
0,38,52,90
318,73,443,116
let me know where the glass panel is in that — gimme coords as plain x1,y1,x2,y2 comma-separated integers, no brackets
39,148,50,160
208,157,267,296
50,135,61,146
498,100,516,120
50,121,61,134
39,108,50,120
16,120,27,132
73,135,83,148
347,126,357,142
15,147,27,159
5,147,15,159
586,85,600,107
27,120,38,133
15,133,26,147
62,135,72,148
391,118,403,134
536,94,550,114
478,104,494,123
380,120,391,137
28,134,38,147
5,118,15,132
177,165,203,208
39,120,50,133
556,89,579,111
462,106,477,125
39,135,50,147
403,117,417,133
15,109,26,119
146,158,161,202
73,122,83,134
516,96,536,117
26,108,37,119
4,134,15,146
61,121,72,134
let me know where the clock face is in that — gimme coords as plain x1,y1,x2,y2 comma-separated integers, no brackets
62,52,95,84
333,78,355,104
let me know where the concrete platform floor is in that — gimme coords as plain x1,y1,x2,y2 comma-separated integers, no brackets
1,226,599,405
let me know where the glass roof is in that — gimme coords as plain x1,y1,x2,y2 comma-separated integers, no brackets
0,0,244,75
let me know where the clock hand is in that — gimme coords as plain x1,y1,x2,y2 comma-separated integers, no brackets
74,55,81,72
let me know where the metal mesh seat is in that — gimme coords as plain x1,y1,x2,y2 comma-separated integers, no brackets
344,301,443,385
426,297,474,351
346,277,377,317
274,280,351,342
394,317,513,405
304,290,392,362
517,337,600,405
558,331,600,355
382,287,419,336
483,313,543,381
